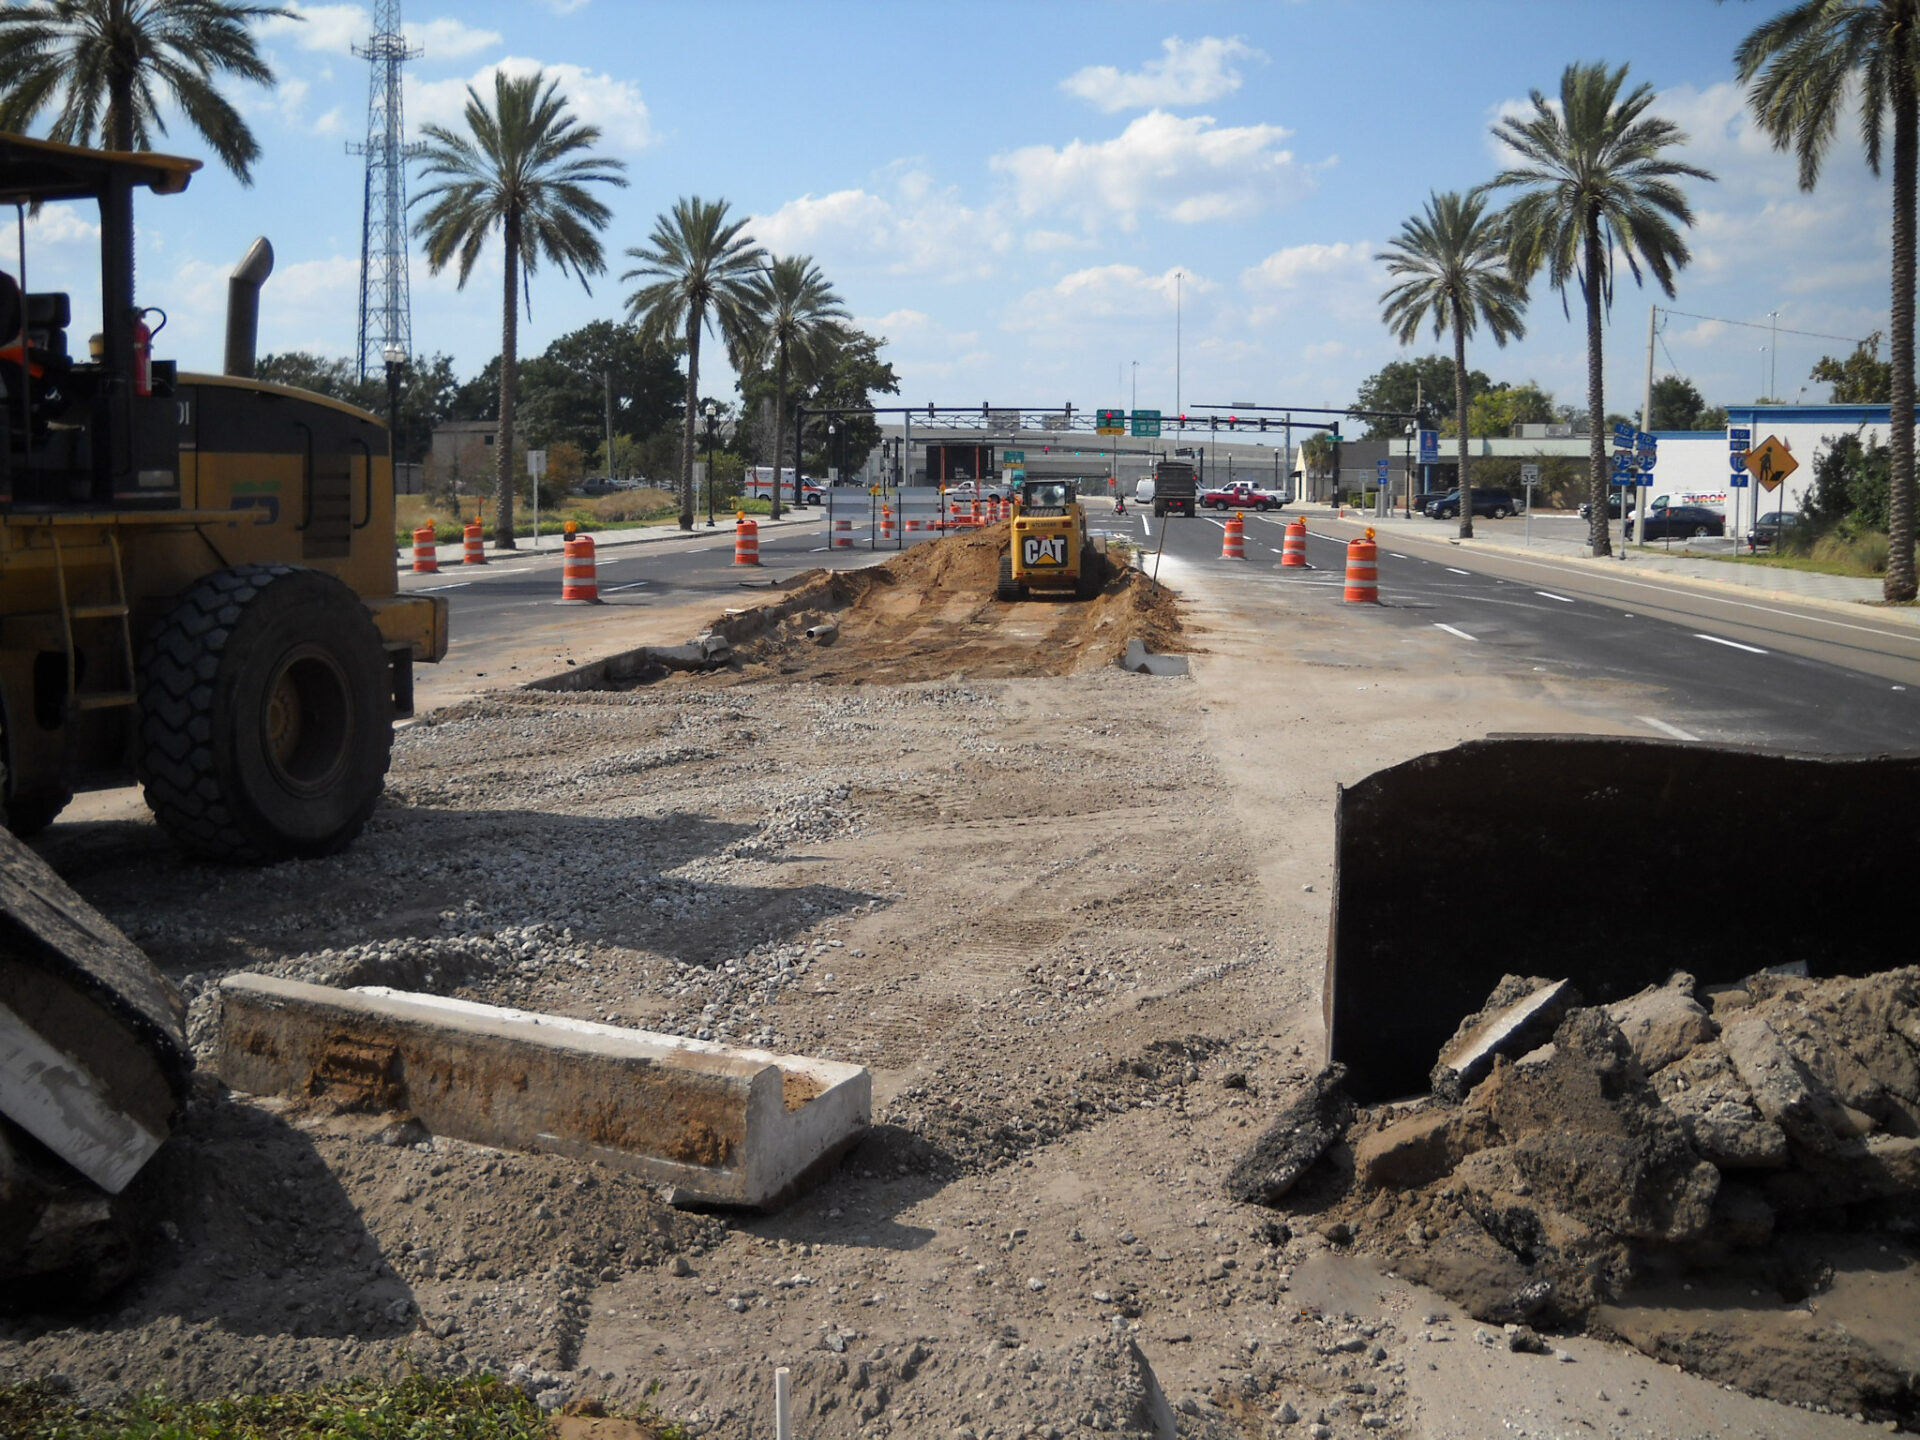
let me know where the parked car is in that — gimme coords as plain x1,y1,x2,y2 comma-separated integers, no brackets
948,480,1006,503
1746,510,1802,550
1577,493,1633,521
1425,487,1519,520
578,478,616,497
1626,504,1725,541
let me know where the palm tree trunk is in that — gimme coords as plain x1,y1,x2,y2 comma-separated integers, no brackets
679,309,700,532
1887,57,1918,602
108,71,133,152
1454,327,1473,539
1584,212,1611,557
768,348,787,522
494,216,519,550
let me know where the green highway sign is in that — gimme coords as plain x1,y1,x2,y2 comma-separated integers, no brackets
1131,409,1162,438
1002,450,1025,463
1096,408,1125,435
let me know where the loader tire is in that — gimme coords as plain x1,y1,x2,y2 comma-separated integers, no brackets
1076,545,1109,600
137,565,392,863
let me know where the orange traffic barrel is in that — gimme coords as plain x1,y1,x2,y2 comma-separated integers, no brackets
880,504,894,539
412,522,438,573
833,517,854,549
462,519,486,565
560,535,600,602
1343,534,1379,603
733,517,761,566
904,517,922,534
1221,512,1246,559
1281,517,1307,567
969,499,981,527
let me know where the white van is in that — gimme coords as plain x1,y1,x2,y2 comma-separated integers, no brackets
1133,477,1155,506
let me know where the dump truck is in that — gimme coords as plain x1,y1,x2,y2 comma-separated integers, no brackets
996,478,1108,601
0,134,446,861
1150,459,1199,517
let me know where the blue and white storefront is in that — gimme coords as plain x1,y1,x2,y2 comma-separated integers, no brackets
1638,404,1892,527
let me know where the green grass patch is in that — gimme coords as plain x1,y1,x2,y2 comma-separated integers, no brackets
0,1374,688,1440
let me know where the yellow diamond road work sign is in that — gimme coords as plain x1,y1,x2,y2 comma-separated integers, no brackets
1749,434,1798,492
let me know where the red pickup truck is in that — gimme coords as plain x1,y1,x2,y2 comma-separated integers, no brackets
1201,481,1286,511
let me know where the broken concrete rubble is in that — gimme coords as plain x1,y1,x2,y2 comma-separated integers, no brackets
214,974,869,1208
1429,976,1581,1103
1233,967,1920,1368
1225,1064,1352,1205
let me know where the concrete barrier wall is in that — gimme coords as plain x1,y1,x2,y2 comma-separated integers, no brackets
1326,737,1920,1102
217,976,869,1208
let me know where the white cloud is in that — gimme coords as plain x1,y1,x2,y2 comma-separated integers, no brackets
992,111,1308,231
260,3,367,54
406,18,504,60
1061,36,1264,113
1004,264,1199,340
749,179,1012,283
410,58,652,151
1024,229,1094,253
1242,241,1369,290
261,5,499,59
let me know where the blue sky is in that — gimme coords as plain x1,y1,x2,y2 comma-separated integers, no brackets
14,0,1895,424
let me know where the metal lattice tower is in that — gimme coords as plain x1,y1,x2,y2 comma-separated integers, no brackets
349,0,424,379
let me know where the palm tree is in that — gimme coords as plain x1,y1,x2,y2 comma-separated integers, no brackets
1486,61,1713,556
623,198,766,531
1299,432,1334,499
745,256,848,521
1377,191,1528,539
414,70,625,550
0,0,294,181
1737,3,1918,598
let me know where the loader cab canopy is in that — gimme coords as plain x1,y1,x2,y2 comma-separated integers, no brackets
1020,480,1076,514
0,133,199,207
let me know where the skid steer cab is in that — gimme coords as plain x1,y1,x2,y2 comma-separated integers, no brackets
0,133,447,861
996,478,1109,602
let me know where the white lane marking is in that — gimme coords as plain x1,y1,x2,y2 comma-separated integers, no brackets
419,581,472,591
602,581,648,593
1535,590,1575,603
1140,515,1153,538
1304,530,1345,542
1434,623,1477,641
1694,633,1768,655
1639,715,1701,742
810,546,831,552
1445,567,1471,575
1389,553,1408,560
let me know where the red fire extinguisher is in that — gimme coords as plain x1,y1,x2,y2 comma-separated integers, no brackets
132,307,166,397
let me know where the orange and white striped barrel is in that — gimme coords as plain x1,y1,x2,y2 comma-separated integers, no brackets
1221,512,1246,560
1281,518,1308,567
412,523,438,573
560,535,600,602
733,517,761,566
880,505,894,539
462,519,486,565
904,517,922,534
969,499,981,528
832,517,854,549
1343,534,1379,603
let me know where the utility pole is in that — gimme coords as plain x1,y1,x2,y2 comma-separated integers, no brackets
1638,305,1657,552
1175,272,1182,420
603,370,615,481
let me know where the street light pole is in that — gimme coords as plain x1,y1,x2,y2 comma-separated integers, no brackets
704,401,718,528
383,341,407,504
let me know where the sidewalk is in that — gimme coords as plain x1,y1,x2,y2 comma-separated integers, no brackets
394,506,824,570
1314,508,1920,629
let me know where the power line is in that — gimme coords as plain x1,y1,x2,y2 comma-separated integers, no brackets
1657,306,1872,351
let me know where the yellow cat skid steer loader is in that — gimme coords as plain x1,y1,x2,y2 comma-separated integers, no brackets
996,479,1109,602
0,134,447,861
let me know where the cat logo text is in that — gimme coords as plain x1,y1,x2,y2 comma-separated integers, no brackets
1021,535,1067,566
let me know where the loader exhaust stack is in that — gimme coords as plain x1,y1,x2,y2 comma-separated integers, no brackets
223,236,273,378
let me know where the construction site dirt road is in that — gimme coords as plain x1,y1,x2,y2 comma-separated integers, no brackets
4,524,1913,1440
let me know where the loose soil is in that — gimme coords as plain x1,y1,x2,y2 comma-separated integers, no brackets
1,528,1909,1440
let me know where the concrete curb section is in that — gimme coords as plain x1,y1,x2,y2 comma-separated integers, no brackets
216,975,869,1209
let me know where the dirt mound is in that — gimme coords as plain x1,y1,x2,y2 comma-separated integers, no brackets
1235,969,1920,1426
700,524,1186,686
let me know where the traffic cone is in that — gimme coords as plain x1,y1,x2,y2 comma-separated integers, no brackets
1343,534,1379,603
733,516,761,566
412,522,438,573
560,535,600,602
1221,512,1246,559
1281,518,1307,567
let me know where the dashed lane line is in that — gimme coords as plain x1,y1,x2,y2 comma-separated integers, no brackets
1694,633,1768,655
1535,591,1575,603
1639,715,1702,742
1445,567,1471,576
1434,623,1477,641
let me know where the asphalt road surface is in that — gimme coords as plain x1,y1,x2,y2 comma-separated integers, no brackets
1128,505,1920,755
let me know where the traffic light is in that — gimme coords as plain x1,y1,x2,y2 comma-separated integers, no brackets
1210,416,1218,431
927,402,935,418
1228,416,1238,430
982,401,989,417
1259,417,1268,432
